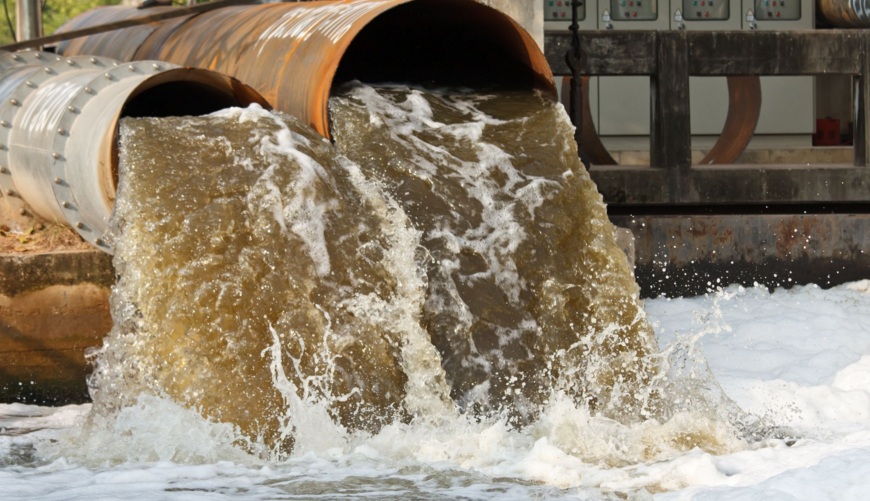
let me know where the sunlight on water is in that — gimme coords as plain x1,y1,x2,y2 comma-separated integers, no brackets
26,86,751,495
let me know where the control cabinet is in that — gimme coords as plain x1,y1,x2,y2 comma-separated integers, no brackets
597,0,742,137
596,0,667,136
675,0,742,136
744,0,814,136
545,0,589,29
545,0,815,149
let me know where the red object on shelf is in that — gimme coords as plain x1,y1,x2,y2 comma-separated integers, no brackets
814,118,841,146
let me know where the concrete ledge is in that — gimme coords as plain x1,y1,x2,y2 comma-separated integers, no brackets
0,250,113,404
613,213,870,297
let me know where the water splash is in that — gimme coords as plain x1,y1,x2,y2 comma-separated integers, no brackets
88,104,452,457
72,86,746,468
330,84,661,423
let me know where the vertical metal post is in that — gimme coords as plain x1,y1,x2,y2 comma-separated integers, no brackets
15,0,42,42
651,31,691,173
565,0,585,164
854,34,870,167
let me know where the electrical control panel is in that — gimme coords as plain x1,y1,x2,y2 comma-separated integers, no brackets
743,0,811,30
544,0,596,31
596,0,665,136
545,0,815,143
753,0,800,20
742,0,814,136
545,0,584,22
611,0,657,20
682,0,729,20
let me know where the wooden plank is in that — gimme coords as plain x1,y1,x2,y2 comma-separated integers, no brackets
545,31,656,76
651,31,691,177
687,31,864,76
591,167,870,205
545,30,865,76
857,37,870,167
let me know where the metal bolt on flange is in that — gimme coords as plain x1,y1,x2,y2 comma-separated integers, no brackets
53,177,63,184
84,86,94,94
18,208,26,215
52,152,61,160
61,201,71,209
57,128,67,136
9,98,19,106
75,222,84,229
25,80,35,88
67,105,78,113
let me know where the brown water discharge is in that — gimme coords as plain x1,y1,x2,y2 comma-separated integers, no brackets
94,105,453,455
89,86,722,458
330,85,660,423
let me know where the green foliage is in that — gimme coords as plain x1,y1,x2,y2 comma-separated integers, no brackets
44,1,122,35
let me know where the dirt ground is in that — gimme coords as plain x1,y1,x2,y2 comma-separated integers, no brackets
0,223,93,254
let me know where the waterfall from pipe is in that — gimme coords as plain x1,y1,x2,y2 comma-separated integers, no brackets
81,84,740,462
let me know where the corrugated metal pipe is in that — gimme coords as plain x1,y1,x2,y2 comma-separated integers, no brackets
818,0,870,27
55,0,556,138
0,51,267,252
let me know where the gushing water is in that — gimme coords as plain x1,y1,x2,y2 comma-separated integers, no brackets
67,85,742,470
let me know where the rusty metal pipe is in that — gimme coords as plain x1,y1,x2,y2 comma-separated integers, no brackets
817,0,870,28
0,51,267,251
56,0,556,138
560,75,761,166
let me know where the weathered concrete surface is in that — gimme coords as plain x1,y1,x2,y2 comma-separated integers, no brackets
0,250,113,404
613,213,870,297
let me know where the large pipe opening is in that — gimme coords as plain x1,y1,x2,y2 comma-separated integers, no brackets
335,0,550,92
122,81,243,119
110,73,268,194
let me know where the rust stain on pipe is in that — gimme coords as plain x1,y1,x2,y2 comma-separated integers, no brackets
817,0,870,28
55,6,182,61
698,76,761,165
560,76,616,165
56,0,556,139
561,74,760,166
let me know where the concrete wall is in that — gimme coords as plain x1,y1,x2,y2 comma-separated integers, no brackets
0,251,113,404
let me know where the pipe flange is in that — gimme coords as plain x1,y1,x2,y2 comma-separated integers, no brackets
50,59,178,251
0,50,58,73
0,54,117,224
0,51,62,221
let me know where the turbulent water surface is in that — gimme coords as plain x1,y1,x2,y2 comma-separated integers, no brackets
1,85,751,496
